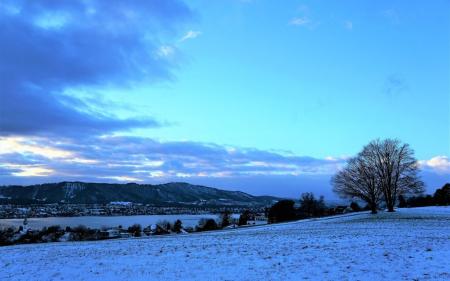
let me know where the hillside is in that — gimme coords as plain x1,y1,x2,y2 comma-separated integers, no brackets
1,207,449,280
0,181,278,207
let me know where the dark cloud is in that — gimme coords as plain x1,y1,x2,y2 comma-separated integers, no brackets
0,0,192,136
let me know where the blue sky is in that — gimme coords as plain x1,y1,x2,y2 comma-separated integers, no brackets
0,0,449,198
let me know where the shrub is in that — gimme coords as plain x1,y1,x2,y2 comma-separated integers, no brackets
70,225,98,241
350,202,361,212
172,220,183,233
196,218,218,232
127,224,142,237
0,227,15,246
157,220,171,232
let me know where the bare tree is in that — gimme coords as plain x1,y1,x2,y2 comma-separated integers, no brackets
332,156,382,214
360,139,424,212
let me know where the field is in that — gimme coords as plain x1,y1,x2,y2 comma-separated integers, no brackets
1,207,449,281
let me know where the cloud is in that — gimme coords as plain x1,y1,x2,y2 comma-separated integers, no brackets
179,30,201,42
0,135,346,184
290,17,311,26
420,156,450,174
344,20,353,30
156,45,176,58
0,0,192,137
1,136,447,197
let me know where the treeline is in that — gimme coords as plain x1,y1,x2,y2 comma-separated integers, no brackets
0,212,248,246
266,192,362,224
399,183,449,208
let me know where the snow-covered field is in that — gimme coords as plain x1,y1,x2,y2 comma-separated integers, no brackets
1,207,449,281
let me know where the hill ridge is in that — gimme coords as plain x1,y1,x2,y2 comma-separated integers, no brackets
0,181,278,207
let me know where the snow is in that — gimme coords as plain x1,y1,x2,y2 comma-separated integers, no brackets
1,207,449,281
63,182,85,199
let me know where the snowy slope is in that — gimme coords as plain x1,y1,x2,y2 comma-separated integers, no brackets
1,207,449,281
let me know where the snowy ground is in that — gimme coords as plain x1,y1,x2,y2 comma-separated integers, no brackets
1,207,449,281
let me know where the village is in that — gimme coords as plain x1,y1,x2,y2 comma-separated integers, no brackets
0,202,267,219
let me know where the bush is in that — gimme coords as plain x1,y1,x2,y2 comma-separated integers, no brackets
70,225,98,241
0,227,16,246
196,218,218,232
350,202,361,212
127,224,142,237
172,220,183,233
41,225,65,242
157,220,171,232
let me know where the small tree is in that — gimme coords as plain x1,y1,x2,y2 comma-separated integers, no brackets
172,219,183,233
127,224,142,237
434,183,450,206
196,218,218,231
298,193,326,217
238,210,251,226
220,211,231,228
157,220,171,232
268,200,296,223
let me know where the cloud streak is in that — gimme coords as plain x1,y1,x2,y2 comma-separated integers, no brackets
179,30,202,42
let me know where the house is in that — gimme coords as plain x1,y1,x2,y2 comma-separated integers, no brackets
247,214,267,225
119,230,131,238
106,229,120,238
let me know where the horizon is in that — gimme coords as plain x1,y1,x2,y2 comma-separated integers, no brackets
0,0,449,198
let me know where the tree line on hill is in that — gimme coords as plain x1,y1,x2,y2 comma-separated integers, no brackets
398,183,450,207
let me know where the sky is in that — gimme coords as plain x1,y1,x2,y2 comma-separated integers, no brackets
0,0,449,198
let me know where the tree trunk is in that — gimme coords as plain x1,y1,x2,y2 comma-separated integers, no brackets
370,205,378,214
387,203,395,212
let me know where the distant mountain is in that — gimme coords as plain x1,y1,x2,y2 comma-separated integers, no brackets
0,182,279,207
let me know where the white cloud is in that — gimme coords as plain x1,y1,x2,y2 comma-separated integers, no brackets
0,137,97,164
1,164,54,177
179,30,201,42
290,17,310,26
420,156,450,173
156,45,175,58
344,20,353,30
101,176,143,182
